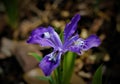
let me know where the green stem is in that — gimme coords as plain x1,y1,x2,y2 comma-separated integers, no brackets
48,76,55,84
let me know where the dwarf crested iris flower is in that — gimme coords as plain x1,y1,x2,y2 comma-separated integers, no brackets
27,14,101,76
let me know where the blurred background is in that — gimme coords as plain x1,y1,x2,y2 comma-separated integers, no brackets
0,0,120,84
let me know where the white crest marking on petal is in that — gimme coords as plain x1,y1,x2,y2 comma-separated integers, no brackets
48,56,56,61
44,32,50,38
48,52,57,61
74,39,85,46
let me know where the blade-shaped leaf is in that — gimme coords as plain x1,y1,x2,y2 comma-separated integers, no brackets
36,76,55,84
36,76,50,81
62,52,77,84
92,64,103,84
53,69,59,84
28,52,42,61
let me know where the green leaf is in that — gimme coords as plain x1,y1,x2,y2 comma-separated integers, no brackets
36,76,55,84
59,30,64,42
2,0,18,29
53,52,76,84
53,69,58,84
62,52,77,84
36,76,50,81
28,52,42,61
92,64,103,84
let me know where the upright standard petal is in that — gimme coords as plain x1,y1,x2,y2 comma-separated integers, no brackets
64,14,80,41
39,51,62,76
63,34,79,52
68,35,101,54
27,26,62,49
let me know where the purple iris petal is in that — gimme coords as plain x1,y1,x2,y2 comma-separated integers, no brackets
27,26,62,50
47,26,62,48
69,46,83,55
39,51,62,76
82,35,101,50
68,35,101,54
64,14,80,41
27,14,101,76
63,34,79,52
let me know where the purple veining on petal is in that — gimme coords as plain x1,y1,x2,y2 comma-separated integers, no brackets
39,51,62,76
48,26,62,49
68,38,84,55
82,35,101,50
64,14,80,41
68,46,83,55
27,14,101,76
68,35,101,54
27,26,62,50
63,34,79,52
